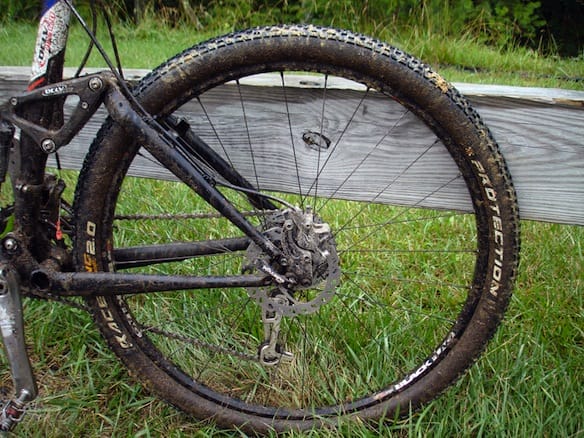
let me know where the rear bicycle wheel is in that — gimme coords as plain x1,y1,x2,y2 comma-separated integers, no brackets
73,25,519,432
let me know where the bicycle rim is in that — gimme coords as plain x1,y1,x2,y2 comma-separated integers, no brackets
74,25,519,431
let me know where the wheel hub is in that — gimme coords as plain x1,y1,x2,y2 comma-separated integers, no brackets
246,207,340,316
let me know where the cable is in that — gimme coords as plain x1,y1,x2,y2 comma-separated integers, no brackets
103,2,125,80
74,0,97,78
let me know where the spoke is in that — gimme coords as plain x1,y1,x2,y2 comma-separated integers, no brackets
280,72,304,203
343,248,477,255
194,295,259,381
196,96,235,169
338,173,464,255
316,93,408,214
337,211,470,232
136,148,164,168
306,84,372,209
339,274,458,333
341,269,471,292
300,317,308,407
311,74,328,207
314,292,390,396
236,79,260,191
232,80,271,229
332,138,442,239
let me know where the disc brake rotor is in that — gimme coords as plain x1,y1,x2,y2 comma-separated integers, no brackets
245,207,340,316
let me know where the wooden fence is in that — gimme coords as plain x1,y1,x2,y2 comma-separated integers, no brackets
1,66,583,225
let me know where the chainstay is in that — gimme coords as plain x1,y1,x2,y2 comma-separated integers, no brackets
32,210,271,361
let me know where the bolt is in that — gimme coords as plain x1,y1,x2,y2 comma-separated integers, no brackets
3,238,18,252
9,97,18,106
88,77,103,91
81,101,89,110
17,184,31,193
41,138,56,153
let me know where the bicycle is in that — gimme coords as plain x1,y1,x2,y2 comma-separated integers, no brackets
0,0,520,433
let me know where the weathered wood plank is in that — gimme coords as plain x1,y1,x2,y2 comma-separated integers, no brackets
1,67,583,225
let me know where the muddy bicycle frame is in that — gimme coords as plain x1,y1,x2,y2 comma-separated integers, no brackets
0,0,283,429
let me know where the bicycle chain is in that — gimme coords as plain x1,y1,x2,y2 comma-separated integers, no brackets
36,293,260,362
114,210,270,221
29,291,90,312
142,326,259,362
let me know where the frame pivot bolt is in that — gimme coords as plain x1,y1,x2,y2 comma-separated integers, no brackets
3,237,18,252
40,139,56,154
88,77,103,91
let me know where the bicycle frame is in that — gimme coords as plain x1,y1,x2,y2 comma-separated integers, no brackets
0,0,280,430
1,0,282,297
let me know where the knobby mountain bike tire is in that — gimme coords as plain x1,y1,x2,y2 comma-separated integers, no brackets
73,25,520,433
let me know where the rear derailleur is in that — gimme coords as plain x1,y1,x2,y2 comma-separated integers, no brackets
245,206,340,366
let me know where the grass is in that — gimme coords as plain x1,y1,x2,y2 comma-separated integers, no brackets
0,17,582,90
0,209,581,437
0,9,583,438
1,110,582,438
